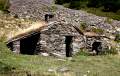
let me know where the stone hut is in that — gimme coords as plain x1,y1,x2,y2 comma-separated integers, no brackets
7,21,85,57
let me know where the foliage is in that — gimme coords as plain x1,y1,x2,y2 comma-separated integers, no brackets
55,0,120,12
75,48,89,56
55,0,120,20
0,0,9,11
50,5,58,12
0,42,120,76
80,22,87,31
103,47,118,55
92,28,104,34
115,34,120,43
105,18,113,24
82,7,120,20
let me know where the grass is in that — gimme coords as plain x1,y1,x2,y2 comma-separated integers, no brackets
115,34,120,43
81,7,120,20
62,2,120,20
0,42,120,76
92,28,104,34
0,0,8,11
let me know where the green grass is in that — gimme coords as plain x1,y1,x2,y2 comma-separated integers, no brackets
0,0,8,11
81,7,120,20
0,42,120,76
92,28,104,34
62,2,120,20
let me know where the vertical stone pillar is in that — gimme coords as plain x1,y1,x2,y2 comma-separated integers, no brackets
13,40,20,54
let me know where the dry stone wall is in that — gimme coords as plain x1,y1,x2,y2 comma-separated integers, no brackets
36,22,84,56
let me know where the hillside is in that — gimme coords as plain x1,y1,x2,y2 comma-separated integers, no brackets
55,0,120,20
0,0,120,76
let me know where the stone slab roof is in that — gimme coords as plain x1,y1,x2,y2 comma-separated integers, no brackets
6,21,83,43
7,21,46,43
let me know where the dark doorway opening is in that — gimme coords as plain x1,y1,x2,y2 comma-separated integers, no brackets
65,36,73,57
7,42,13,51
20,33,40,55
92,41,102,55
45,14,54,22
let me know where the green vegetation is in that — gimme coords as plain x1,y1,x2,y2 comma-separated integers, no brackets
82,7,120,20
92,28,104,34
115,34,120,43
80,22,87,31
0,42,120,76
55,0,120,12
50,5,58,12
104,47,118,55
0,0,9,11
55,0,120,20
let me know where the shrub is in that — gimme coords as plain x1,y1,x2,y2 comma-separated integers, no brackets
115,34,120,43
69,1,81,10
105,18,113,24
80,22,87,31
76,48,89,56
0,0,9,11
50,5,58,12
63,3,70,8
92,28,104,34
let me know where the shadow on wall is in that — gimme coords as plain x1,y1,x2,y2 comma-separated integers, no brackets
20,33,40,55
7,33,40,55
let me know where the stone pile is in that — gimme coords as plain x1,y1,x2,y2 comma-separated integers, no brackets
55,6,120,33
9,0,54,20
9,0,120,34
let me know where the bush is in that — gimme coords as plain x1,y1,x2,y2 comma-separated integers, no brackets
69,1,81,9
63,3,70,8
92,28,104,34
87,0,103,8
76,48,89,56
105,18,113,24
115,34,120,43
80,22,87,31
55,0,70,5
0,0,9,11
50,5,58,12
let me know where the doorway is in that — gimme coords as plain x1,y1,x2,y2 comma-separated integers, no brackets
65,36,73,57
20,33,40,55
92,41,102,55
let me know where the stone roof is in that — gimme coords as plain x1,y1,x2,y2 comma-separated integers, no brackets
6,21,84,43
7,21,46,43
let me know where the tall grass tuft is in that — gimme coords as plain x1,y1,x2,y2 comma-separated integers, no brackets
0,0,9,11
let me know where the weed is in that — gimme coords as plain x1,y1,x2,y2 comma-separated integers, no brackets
80,22,87,31
115,34,120,43
92,28,104,34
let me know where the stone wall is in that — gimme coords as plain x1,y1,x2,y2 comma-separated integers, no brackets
85,37,108,52
35,22,85,56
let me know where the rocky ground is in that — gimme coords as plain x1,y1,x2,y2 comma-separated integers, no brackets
9,0,120,35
